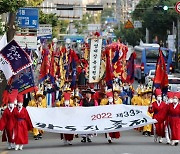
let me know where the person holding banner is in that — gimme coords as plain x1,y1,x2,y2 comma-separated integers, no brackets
80,88,98,143
0,89,18,150
13,94,33,150
28,90,46,140
60,91,75,145
148,89,166,143
103,91,121,143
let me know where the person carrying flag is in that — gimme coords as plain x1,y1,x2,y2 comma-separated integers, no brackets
148,89,167,143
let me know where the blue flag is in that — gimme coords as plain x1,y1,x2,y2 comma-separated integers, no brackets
70,58,77,89
11,66,35,94
0,40,32,74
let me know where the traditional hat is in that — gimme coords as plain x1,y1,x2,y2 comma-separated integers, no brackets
82,88,95,94
155,89,162,96
8,89,18,103
63,82,71,92
35,90,45,99
106,91,113,98
17,94,24,103
167,92,174,99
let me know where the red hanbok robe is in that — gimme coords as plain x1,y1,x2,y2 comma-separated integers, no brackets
156,103,180,140
13,107,33,144
0,107,15,143
148,101,167,137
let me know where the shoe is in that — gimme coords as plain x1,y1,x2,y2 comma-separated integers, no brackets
34,136,39,140
8,145,12,150
19,145,23,150
108,139,112,143
15,145,19,151
67,141,72,145
38,133,42,139
175,142,179,146
81,137,86,143
159,137,163,143
87,137,92,143
7,142,12,150
144,132,148,137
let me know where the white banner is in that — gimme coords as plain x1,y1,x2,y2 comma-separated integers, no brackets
27,105,157,134
89,38,102,83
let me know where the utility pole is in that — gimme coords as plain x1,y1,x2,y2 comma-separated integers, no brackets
177,18,180,70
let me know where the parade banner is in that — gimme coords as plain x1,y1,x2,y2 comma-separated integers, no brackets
89,38,102,83
27,104,157,134
11,66,35,94
0,40,32,80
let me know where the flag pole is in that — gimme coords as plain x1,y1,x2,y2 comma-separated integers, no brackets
150,47,161,105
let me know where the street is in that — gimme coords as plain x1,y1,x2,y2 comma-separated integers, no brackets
0,130,179,154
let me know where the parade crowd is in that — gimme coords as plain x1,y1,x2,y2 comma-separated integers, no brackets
0,80,180,150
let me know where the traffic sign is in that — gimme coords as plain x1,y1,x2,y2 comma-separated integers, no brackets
17,8,39,29
37,24,52,40
134,21,142,28
175,1,180,14
124,20,134,29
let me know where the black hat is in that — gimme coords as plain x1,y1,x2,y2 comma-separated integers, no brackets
82,88,95,94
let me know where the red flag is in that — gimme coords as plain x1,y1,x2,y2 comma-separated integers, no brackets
39,49,50,82
126,52,136,84
154,50,168,89
49,51,55,83
105,49,114,88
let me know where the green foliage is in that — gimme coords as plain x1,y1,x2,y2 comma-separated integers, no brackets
26,0,44,6
0,0,26,14
114,24,145,46
132,0,179,44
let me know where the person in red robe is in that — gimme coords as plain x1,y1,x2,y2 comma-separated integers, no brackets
103,91,121,143
60,91,74,145
148,89,167,143
0,89,18,150
13,94,33,150
155,92,180,146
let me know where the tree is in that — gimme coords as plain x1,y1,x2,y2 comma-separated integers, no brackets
0,0,27,42
132,0,179,44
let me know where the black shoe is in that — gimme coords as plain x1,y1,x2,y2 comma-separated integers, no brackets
38,133,42,139
108,139,112,143
34,136,39,140
144,132,148,137
87,138,92,143
81,137,86,143
175,142,179,146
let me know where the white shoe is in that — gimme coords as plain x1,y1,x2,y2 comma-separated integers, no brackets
15,145,19,151
67,141,72,145
7,142,12,150
158,137,163,143
19,145,23,150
